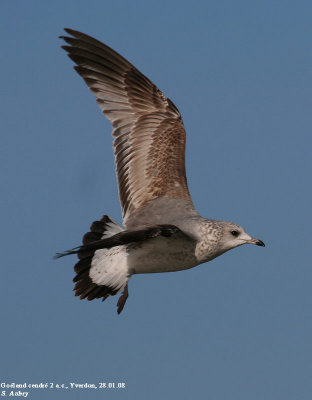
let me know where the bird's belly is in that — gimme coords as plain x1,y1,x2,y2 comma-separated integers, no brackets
128,236,198,274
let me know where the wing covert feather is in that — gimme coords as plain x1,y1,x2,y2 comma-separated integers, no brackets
61,29,193,221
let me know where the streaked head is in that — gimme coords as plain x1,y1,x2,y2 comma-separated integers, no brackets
217,221,265,252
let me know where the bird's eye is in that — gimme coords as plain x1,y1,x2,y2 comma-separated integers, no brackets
231,230,239,237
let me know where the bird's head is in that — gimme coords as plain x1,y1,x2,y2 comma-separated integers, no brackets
217,221,265,253
194,219,265,263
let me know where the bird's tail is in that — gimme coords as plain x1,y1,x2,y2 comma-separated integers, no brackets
63,215,130,302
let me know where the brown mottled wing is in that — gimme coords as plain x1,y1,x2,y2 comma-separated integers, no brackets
60,29,193,221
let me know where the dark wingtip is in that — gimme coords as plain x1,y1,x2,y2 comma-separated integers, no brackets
53,252,70,260
64,28,74,35
59,28,73,40
53,253,63,260
53,247,80,260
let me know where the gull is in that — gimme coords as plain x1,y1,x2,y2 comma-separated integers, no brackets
57,28,265,314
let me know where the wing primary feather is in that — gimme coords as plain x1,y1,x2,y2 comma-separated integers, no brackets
60,29,194,222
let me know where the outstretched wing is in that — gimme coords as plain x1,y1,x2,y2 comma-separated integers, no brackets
60,29,193,223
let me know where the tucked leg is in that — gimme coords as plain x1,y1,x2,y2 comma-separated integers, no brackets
117,284,129,314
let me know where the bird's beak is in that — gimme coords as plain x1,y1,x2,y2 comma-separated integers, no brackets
247,237,265,247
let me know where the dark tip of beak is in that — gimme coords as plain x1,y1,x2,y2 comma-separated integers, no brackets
256,239,265,247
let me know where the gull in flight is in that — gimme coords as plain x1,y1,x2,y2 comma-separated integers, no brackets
57,29,265,314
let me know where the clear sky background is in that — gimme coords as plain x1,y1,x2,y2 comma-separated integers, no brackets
1,1,311,399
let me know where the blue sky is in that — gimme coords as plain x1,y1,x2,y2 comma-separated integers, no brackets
1,1,311,399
